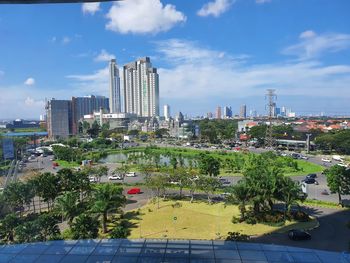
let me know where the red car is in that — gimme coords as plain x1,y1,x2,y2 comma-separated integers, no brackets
127,188,141,195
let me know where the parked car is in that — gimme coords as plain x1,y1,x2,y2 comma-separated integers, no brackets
89,176,98,183
108,174,123,180
321,158,332,163
127,188,141,194
288,229,311,240
300,155,309,160
126,172,136,177
291,153,301,159
302,178,318,184
306,173,317,179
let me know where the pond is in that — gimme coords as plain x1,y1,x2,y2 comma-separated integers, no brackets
100,152,194,167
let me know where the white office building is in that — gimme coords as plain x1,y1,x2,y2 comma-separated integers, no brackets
123,57,159,118
164,104,170,120
109,59,121,113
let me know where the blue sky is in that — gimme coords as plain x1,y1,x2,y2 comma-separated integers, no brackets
0,0,350,119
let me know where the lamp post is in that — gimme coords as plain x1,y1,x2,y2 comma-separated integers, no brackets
306,134,312,154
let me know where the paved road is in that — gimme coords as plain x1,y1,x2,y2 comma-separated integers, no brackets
252,206,350,252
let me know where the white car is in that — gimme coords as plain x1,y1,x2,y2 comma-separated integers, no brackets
321,158,332,163
337,163,348,168
108,174,123,180
89,176,98,183
126,172,136,177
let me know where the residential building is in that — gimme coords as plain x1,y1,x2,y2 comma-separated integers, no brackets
46,99,72,139
216,106,222,119
109,59,121,113
164,104,170,120
207,112,213,119
71,95,109,134
123,57,159,117
239,104,247,118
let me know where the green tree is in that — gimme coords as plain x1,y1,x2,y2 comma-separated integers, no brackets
91,184,126,233
170,156,178,170
55,191,79,225
227,182,250,220
36,172,61,210
145,174,169,209
197,176,221,204
198,154,220,177
3,181,28,214
15,220,42,243
0,213,20,242
325,165,350,205
70,213,99,239
87,121,100,138
36,213,61,241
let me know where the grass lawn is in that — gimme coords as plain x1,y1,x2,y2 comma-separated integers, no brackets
284,160,324,176
126,200,318,240
56,160,80,168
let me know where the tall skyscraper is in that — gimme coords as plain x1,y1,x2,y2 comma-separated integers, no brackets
223,106,232,118
46,99,72,139
216,106,222,119
71,95,109,134
239,104,247,118
164,104,170,120
123,57,159,117
109,59,121,113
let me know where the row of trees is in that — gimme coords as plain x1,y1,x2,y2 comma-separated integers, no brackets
0,168,126,243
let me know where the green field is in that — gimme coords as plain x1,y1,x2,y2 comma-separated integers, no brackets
56,160,80,168
105,147,324,177
126,200,318,240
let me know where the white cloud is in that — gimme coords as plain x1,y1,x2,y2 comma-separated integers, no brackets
66,67,110,96
82,2,100,15
61,36,71,45
283,31,350,59
299,30,317,39
24,77,35,86
256,0,271,4
155,39,350,103
94,49,115,62
197,0,235,17
105,0,186,34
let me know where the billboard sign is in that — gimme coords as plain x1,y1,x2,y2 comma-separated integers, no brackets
2,138,15,159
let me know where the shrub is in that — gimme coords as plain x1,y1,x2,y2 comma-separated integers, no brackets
226,232,250,241
245,216,257,225
291,211,310,222
110,223,129,238
231,216,240,224
172,202,182,208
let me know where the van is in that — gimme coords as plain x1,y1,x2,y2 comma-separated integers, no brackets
126,172,136,177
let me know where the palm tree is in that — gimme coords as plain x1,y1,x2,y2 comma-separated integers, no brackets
91,184,125,233
71,213,99,239
229,183,250,220
55,192,79,225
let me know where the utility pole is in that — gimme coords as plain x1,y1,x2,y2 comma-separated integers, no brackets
265,89,277,148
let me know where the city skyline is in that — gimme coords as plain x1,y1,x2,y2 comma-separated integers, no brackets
1,0,350,118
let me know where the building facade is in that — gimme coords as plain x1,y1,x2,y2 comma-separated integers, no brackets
223,106,232,118
164,104,170,120
46,99,72,139
239,104,247,118
216,106,222,119
109,59,121,113
123,57,159,118
71,95,109,134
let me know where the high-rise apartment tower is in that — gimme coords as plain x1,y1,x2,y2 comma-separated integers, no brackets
109,59,121,113
123,57,159,117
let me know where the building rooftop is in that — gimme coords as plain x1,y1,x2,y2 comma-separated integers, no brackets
0,239,348,263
